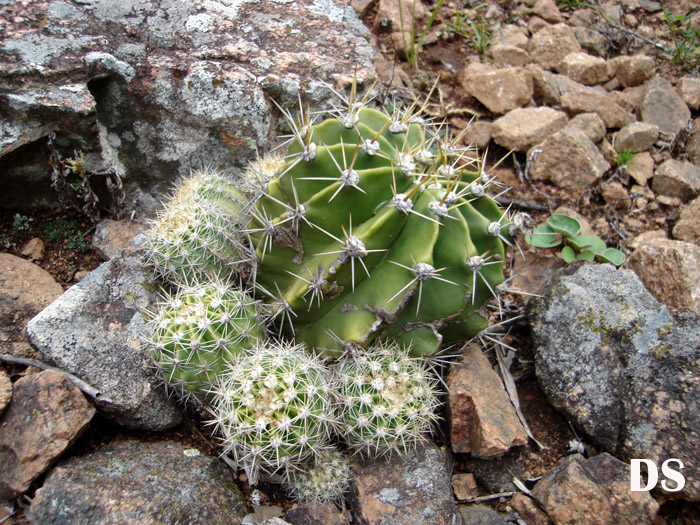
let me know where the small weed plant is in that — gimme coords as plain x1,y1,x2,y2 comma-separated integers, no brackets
399,0,444,69
449,10,494,56
614,149,636,169
525,214,625,266
44,218,89,253
662,9,700,71
12,214,34,234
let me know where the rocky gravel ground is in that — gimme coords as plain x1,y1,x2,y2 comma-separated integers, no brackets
1,0,700,523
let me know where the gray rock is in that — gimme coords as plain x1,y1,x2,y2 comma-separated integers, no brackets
487,44,531,68
652,159,700,201
640,76,691,139
679,76,700,110
530,263,700,500
528,128,610,191
25,235,182,430
285,502,348,525
560,84,635,129
0,0,376,216
0,370,95,498
457,504,508,525
491,107,568,152
29,439,246,524
349,441,455,525
532,453,659,524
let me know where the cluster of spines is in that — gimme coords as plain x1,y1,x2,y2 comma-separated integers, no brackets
147,279,264,402
335,342,441,457
284,446,351,504
209,341,338,485
145,169,251,283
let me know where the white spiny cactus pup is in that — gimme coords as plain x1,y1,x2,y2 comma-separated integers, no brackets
209,341,338,485
147,278,264,403
285,447,351,503
335,342,441,457
145,169,251,283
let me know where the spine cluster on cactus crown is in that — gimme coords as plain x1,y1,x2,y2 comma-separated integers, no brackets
209,341,337,485
145,169,251,284
246,83,512,357
284,446,351,503
147,278,264,402
335,342,441,457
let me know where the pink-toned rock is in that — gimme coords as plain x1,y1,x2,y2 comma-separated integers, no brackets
510,493,550,525
628,229,667,250
447,343,527,458
20,238,45,261
492,107,568,152
497,25,529,48
451,473,479,501
689,117,700,166
532,454,659,525
0,371,11,419
92,219,147,261
285,502,348,525
626,238,700,313
627,151,654,186
679,76,700,110
652,159,700,201
602,181,628,206
510,252,567,296
528,128,610,191
460,67,533,115
528,24,582,70
614,122,659,152
464,121,492,150
0,253,63,358
556,52,611,86
609,54,655,87
0,370,95,497
672,196,700,246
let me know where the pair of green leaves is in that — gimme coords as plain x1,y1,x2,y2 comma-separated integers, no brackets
525,214,626,266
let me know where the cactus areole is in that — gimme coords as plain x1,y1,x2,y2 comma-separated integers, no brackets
248,95,509,357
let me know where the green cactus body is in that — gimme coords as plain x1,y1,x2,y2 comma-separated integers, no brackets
335,342,441,456
248,103,508,356
210,341,337,483
149,280,263,400
146,169,250,283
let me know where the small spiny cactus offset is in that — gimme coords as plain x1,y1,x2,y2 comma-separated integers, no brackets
246,83,512,357
209,341,338,484
147,279,264,402
284,447,351,503
145,169,251,283
335,342,441,457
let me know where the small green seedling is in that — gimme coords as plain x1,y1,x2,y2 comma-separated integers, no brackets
525,214,626,266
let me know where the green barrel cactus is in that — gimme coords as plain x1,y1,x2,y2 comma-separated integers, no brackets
209,341,337,484
145,169,250,283
335,342,441,456
246,94,509,356
147,279,264,401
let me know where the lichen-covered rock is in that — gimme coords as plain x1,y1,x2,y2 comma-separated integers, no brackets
349,441,455,525
25,235,182,430
29,440,247,524
530,263,700,500
0,0,376,215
